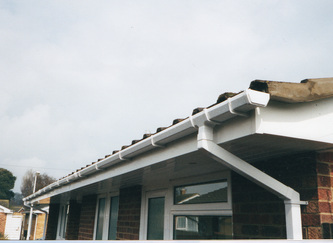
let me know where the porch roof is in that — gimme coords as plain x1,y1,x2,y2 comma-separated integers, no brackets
23,78,333,204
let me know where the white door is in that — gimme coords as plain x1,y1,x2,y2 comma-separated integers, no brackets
4,213,23,240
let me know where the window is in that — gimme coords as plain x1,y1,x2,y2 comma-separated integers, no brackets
140,172,232,240
94,195,119,240
174,215,232,239
95,198,106,240
57,204,69,239
174,180,228,204
108,196,119,240
147,197,165,240
171,173,232,240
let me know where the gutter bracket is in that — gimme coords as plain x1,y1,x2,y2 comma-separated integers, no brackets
151,136,165,148
228,98,249,117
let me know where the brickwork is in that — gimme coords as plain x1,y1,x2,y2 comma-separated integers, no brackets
232,152,318,239
35,214,46,239
78,195,97,240
65,200,82,240
0,212,6,237
45,203,59,240
117,186,142,240
316,152,333,239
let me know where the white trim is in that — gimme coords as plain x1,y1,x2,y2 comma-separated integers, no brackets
140,172,232,240
93,192,119,240
56,203,69,240
140,189,169,240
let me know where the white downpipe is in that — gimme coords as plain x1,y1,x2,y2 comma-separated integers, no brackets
197,124,304,240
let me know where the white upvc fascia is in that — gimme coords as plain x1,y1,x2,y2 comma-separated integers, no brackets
255,96,333,144
24,89,270,204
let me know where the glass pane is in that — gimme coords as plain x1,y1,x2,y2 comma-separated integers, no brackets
174,180,228,204
95,198,106,240
147,197,165,240
58,206,64,237
108,196,119,240
174,215,232,239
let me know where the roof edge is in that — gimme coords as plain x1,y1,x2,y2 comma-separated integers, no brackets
250,77,333,103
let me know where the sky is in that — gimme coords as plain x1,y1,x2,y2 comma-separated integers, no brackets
0,0,332,192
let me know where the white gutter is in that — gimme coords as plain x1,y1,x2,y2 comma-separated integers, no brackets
23,89,305,239
24,89,267,203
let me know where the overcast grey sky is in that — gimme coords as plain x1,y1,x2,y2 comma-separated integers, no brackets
1,0,332,192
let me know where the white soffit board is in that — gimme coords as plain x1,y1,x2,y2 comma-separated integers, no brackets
255,97,333,144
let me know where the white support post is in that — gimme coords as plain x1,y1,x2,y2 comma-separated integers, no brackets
285,200,303,240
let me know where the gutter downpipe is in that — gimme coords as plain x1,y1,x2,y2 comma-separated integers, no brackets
24,203,48,240
193,114,305,239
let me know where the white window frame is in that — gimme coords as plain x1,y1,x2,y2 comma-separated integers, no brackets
140,171,232,240
169,171,232,240
56,203,69,240
93,192,119,240
139,189,171,240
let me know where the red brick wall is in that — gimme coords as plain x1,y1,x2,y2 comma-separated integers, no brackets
78,195,97,240
65,200,82,240
0,212,6,237
232,152,319,239
316,152,333,238
45,203,60,240
117,186,142,240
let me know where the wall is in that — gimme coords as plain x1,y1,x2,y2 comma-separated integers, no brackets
315,152,333,239
35,213,46,239
66,200,82,240
231,152,329,239
45,203,59,240
117,186,142,240
78,194,97,240
0,212,6,238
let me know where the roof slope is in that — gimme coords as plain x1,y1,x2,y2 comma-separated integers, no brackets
24,77,333,201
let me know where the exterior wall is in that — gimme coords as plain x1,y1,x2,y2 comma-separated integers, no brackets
45,203,59,240
0,212,6,238
66,200,82,240
35,213,46,239
232,151,333,239
316,152,333,239
78,195,97,240
117,186,142,240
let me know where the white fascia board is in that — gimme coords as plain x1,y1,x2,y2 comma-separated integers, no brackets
25,89,270,204
255,96,333,144
27,134,198,204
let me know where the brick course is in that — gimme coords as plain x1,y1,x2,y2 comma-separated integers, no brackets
45,203,60,240
0,212,6,238
117,186,142,240
78,195,97,240
232,151,333,239
65,200,82,240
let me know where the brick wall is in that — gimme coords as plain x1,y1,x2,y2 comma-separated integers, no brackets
316,152,333,239
65,200,82,240
45,203,59,240
35,213,47,239
232,152,319,239
78,195,97,240
0,212,6,238
117,186,142,240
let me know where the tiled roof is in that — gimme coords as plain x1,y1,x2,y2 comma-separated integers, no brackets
33,78,333,193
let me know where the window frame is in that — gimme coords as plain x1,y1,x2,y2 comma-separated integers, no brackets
93,192,119,240
140,171,232,240
56,203,69,240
